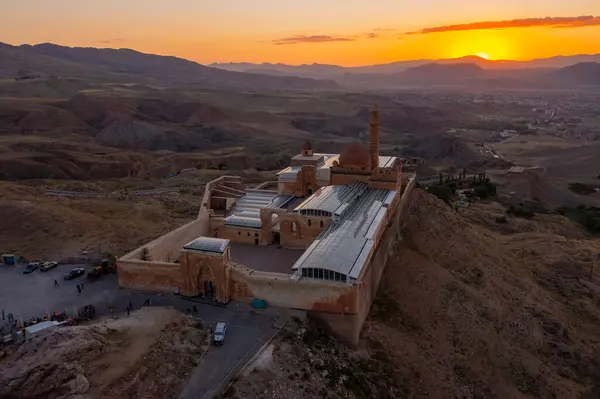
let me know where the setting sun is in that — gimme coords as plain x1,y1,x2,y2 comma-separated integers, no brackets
476,52,490,60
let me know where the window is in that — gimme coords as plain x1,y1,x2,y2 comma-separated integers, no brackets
247,232,250,237
255,233,258,237
307,219,312,227
320,220,324,228
238,231,241,236
291,221,297,232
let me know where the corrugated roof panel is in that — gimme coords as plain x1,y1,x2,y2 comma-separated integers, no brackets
383,191,397,206
379,156,397,168
184,237,230,253
293,181,368,215
348,240,376,279
292,185,396,279
365,208,387,239
225,215,262,229
267,195,295,209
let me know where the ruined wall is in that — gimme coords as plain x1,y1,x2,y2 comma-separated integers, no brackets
215,225,260,245
117,259,181,293
200,175,243,214
279,213,329,250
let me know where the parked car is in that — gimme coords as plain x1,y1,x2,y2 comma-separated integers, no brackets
23,262,40,274
64,268,86,280
40,261,58,271
213,322,227,345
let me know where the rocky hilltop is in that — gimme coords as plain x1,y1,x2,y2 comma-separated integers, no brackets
226,189,600,398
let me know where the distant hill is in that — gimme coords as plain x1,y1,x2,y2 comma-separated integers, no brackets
0,42,340,91
549,62,600,86
395,63,485,85
212,53,600,78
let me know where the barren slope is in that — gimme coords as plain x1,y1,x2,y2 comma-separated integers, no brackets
228,190,600,399
0,307,207,399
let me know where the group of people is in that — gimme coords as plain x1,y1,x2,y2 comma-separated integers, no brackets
1,309,13,323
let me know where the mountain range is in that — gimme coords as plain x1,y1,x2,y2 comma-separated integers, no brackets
1,42,599,90
0,42,339,91
211,54,600,77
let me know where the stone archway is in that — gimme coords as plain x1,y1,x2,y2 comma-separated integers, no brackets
260,208,285,245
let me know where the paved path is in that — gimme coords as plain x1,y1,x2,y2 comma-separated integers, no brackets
179,309,279,399
0,263,281,398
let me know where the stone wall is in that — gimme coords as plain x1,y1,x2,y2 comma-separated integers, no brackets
146,212,210,262
216,225,260,245
228,268,359,313
117,259,181,293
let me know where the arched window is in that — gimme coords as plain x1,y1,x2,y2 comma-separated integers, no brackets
307,219,312,227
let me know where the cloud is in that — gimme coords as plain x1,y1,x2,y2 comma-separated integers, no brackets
365,32,379,39
405,16,600,35
100,38,126,44
272,35,355,45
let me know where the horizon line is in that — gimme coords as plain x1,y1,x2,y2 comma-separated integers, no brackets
2,40,600,68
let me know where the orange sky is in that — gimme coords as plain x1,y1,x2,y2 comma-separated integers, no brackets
1,1,600,65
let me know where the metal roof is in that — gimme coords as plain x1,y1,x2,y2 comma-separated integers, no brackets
25,321,57,335
378,156,398,168
277,153,339,183
292,186,398,280
293,181,368,217
225,191,292,229
184,237,230,253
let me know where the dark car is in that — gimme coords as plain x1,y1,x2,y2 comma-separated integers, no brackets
23,262,40,274
64,267,86,280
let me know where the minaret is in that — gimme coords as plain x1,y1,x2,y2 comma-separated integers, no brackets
369,105,380,170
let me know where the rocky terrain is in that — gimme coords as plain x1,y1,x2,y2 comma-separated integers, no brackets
0,307,208,399
225,189,600,398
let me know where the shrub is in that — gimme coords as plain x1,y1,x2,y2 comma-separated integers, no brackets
569,183,596,195
427,184,453,204
507,205,535,218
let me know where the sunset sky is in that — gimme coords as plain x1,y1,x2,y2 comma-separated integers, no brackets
2,0,600,66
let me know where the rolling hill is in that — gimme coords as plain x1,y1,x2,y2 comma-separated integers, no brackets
0,42,340,91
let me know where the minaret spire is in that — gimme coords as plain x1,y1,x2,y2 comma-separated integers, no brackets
369,105,380,170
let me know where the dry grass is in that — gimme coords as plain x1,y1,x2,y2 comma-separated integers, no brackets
0,181,198,260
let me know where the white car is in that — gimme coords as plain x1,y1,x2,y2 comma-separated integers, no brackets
40,261,58,271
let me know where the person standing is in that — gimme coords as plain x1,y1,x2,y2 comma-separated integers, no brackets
81,282,84,290
76,285,81,295
1,309,4,320
128,301,132,310
54,279,59,287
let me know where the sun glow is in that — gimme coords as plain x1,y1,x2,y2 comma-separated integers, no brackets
475,52,490,60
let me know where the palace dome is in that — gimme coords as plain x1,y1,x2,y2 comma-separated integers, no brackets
339,142,371,167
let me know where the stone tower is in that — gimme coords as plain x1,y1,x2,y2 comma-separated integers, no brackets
369,105,380,170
